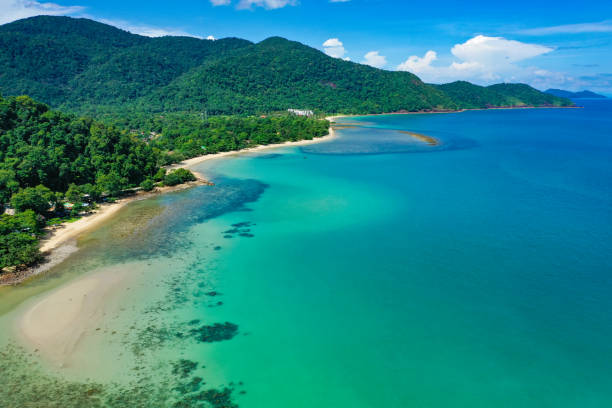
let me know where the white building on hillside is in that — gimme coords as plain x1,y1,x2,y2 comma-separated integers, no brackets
288,109,314,117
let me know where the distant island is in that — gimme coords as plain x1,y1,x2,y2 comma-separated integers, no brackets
545,89,607,99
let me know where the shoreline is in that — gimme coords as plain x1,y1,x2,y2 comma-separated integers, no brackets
329,104,581,122
170,125,337,176
0,126,336,287
1,107,577,373
0,105,566,286
1,104,567,287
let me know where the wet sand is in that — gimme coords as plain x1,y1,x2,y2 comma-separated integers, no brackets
18,265,133,367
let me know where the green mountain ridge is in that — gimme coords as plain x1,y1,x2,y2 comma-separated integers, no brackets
0,16,252,110
435,81,571,109
0,16,572,115
545,89,607,99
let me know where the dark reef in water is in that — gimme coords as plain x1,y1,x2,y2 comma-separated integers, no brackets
172,359,199,379
222,221,256,239
0,345,242,408
254,153,283,159
188,322,239,343
134,320,238,354
174,387,237,408
78,177,268,267
300,126,477,156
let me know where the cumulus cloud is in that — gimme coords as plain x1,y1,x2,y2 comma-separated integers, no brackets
0,0,84,24
397,35,556,85
397,50,437,73
210,0,231,5
362,51,387,68
323,38,349,59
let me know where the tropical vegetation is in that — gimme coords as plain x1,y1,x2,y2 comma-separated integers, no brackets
0,16,572,117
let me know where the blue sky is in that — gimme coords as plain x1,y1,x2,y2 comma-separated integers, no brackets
2,0,612,93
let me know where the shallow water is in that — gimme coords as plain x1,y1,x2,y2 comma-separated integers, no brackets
1,101,611,407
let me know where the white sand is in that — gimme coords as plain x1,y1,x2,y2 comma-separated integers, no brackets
38,123,336,260
18,266,130,367
170,126,337,175
14,121,338,367
39,201,130,253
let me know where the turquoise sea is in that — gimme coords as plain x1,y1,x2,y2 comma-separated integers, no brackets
1,100,611,407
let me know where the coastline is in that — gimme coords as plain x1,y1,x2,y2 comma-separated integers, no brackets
2,123,339,372
329,104,582,122
0,126,337,287
2,107,591,387
169,125,337,177
3,104,552,287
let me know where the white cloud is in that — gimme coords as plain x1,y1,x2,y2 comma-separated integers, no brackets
209,0,297,8
236,0,296,9
451,35,552,64
95,17,201,38
323,38,348,59
323,38,342,47
362,51,386,68
397,50,437,73
397,35,556,86
207,35,216,40
519,20,612,35
0,0,84,24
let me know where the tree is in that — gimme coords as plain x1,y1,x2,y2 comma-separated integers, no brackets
140,178,155,191
0,210,44,270
163,168,196,186
0,169,20,207
65,183,83,203
96,171,126,197
79,183,102,201
0,232,41,270
153,168,166,182
10,185,55,214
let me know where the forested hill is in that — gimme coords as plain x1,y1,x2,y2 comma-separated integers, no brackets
435,81,572,109
144,36,456,114
545,89,607,99
0,16,572,115
0,16,252,110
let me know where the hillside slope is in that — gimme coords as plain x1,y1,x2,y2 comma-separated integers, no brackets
0,16,251,110
545,89,606,99
0,16,572,115
146,37,457,114
436,81,573,109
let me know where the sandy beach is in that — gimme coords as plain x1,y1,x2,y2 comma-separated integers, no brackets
6,122,339,369
0,124,336,287
17,264,135,367
170,124,337,174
